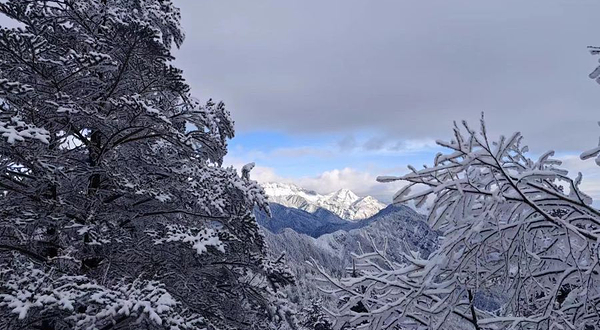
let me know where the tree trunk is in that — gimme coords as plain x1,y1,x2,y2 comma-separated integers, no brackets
468,289,481,330
88,130,102,195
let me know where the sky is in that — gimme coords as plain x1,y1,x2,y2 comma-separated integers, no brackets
2,1,599,203
171,0,600,202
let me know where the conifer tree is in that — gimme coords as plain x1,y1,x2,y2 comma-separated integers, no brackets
0,1,293,329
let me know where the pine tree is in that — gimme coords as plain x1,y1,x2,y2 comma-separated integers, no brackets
0,1,293,329
299,299,333,330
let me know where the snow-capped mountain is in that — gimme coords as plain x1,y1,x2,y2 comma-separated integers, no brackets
262,182,386,221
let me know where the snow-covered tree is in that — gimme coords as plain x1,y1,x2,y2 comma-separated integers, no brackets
298,298,333,330
318,117,600,329
0,1,294,329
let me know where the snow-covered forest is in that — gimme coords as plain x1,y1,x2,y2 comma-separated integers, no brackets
1,1,599,330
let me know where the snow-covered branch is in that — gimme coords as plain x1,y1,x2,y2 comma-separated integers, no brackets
320,117,600,329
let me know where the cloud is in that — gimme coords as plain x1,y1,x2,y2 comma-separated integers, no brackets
363,137,386,151
239,165,285,184
337,135,357,151
390,139,438,152
174,0,600,152
227,145,335,164
228,133,441,167
226,157,406,203
296,168,388,197
226,152,600,207
559,155,600,204
270,146,333,158
0,13,23,29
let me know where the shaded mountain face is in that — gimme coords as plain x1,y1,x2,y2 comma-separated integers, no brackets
257,204,438,257
256,202,411,238
313,204,438,263
256,186,446,320
260,204,439,310
256,202,436,251
259,203,503,317
256,204,348,238
262,182,386,221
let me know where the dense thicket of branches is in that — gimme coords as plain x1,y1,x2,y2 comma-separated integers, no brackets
318,118,600,330
0,1,294,329
316,119,600,330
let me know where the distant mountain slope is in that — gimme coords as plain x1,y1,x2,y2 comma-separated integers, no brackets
256,203,349,238
260,204,439,312
263,204,437,271
256,200,433,240
262,182,386,221
314,205,437,265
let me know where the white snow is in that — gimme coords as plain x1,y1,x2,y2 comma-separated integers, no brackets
262,182,386,221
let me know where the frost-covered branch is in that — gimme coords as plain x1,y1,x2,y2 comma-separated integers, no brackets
321,117,600,329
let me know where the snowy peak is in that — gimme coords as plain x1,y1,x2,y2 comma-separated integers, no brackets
262,182,386,221
261,182,320,211
350,196,387,220
325,188,359,204
262,182,319,199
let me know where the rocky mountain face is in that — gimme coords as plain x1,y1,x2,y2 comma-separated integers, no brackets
262,182,386,221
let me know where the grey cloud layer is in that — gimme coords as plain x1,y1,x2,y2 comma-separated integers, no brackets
175,0,600,153
1,2,595,151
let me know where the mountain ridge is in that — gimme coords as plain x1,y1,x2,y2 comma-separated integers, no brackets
262,182,386,221
261,203,439,313
256,202,416,239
